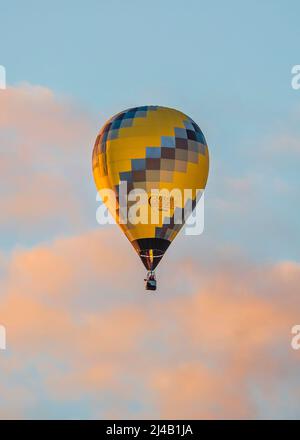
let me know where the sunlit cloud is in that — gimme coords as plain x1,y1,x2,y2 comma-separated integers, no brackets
0,228,299,419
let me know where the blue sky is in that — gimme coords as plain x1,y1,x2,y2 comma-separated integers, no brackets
1,0,299,111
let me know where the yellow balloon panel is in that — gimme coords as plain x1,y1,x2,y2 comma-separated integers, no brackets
92,106,209,270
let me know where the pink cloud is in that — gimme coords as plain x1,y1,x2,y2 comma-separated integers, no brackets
0,228,299,419
0,84,98,239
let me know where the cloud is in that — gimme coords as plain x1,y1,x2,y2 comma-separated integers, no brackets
0,84,98,246
0,84,92,146
0,229,299,419
272,135,300,155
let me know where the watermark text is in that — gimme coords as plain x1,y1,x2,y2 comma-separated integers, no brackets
291,65,300,90
291,325,300,350
96,184,205,235
0,65,6,90
0,325,6,350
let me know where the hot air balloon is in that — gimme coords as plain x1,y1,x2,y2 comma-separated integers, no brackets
92,106,209,291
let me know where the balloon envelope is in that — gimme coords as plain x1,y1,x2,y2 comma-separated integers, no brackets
92,106,209,270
